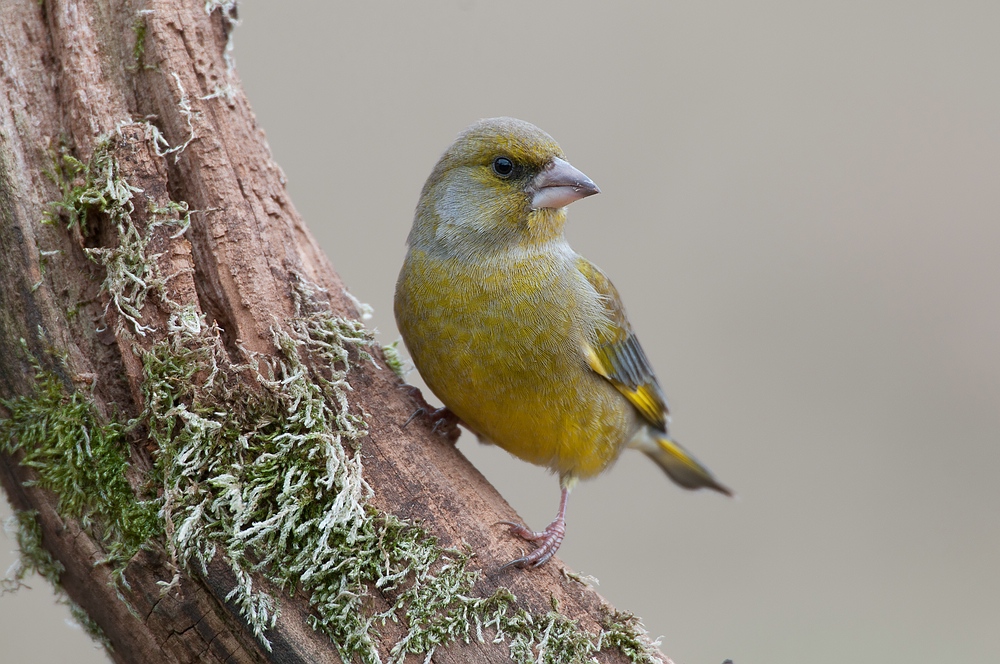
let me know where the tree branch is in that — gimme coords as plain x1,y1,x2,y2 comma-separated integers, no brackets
0,1,668,662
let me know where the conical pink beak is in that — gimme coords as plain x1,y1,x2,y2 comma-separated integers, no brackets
530,157,600,210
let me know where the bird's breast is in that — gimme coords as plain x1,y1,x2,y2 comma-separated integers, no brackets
395,244,633,478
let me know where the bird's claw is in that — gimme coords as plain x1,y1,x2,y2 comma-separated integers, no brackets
402,407,425,428
399,385,461,443
429,409,461,440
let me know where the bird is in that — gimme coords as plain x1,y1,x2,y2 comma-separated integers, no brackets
394,117,731,569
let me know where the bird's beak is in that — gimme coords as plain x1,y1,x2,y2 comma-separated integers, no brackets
530,157,600,210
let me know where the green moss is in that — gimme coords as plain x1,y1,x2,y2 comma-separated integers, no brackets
67,599,114,651
0,357,161,570
132,14,147,68
1,509,64,591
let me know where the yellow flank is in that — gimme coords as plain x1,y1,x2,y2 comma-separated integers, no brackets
395,117,730,496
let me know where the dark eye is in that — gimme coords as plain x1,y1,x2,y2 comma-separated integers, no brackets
492,157,514,178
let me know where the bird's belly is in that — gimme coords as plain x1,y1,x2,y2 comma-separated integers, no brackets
396,253,634,478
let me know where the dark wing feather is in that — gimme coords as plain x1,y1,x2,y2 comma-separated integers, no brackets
576,257,669,431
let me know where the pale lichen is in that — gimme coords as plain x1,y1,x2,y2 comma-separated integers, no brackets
380,339,408,381
597,610,667,664
41,130,191,338
161,73,198,161
42,138,127,236
204,0,240,75
136,279,664,662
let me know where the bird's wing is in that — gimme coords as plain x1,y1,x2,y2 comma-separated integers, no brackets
576,257,670,431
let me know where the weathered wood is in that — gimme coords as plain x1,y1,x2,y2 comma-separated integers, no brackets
0,1,667,662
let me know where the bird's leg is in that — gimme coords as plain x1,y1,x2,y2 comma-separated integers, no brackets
399,384,462,443
499,486,570,569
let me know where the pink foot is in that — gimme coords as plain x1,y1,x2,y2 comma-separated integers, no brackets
499,486,570,569
500,517,566,569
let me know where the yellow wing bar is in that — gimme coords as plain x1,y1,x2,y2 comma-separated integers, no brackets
585,341,668,431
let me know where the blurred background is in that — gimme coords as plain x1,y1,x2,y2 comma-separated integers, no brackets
3,2,998,662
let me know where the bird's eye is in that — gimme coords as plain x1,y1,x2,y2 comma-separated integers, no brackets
492,157,515,178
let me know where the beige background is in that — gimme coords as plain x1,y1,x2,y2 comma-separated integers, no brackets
3,2,999,662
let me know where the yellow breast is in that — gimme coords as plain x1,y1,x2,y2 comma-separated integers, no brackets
395,244,635,479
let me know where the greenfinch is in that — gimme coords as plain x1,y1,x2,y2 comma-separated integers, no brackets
395,118,731,568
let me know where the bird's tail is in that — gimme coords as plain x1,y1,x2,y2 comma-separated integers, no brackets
636,433,733,496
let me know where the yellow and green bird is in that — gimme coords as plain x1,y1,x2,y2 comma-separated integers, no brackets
395,117,731,568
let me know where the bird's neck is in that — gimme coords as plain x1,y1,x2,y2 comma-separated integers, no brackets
412,204,569,256
522,207,568,247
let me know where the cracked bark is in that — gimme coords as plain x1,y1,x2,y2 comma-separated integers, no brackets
0,1,669,662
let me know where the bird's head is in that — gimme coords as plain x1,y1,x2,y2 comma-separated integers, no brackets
411,118,599,253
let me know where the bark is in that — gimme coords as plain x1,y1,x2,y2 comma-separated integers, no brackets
0,1,668,662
